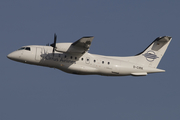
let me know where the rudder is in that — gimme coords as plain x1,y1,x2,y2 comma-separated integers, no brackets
136,36,172,68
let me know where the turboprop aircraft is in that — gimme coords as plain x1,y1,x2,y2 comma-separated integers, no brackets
7,34,172,76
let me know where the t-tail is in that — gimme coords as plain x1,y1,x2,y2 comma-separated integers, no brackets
135,36,172,68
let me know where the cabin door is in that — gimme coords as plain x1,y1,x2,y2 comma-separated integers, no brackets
35,47,43,61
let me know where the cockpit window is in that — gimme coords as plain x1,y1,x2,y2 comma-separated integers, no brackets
18,47,25,50
17,47,31,51
25,47,31,51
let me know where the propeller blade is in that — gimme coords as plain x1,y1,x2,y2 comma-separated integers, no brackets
54,33,57,48
50,33,57,48
50,33,57,56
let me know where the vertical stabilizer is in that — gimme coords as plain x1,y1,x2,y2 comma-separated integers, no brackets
135,36,172,68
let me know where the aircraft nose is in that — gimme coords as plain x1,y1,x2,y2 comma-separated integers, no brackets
7,51,20,61
7,52,15,60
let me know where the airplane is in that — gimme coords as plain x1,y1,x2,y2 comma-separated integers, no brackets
7,34,172,76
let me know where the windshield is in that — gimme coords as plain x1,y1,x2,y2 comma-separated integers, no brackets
17,47,31,51
18,47,25,50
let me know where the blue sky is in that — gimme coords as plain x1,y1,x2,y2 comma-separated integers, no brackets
1,1,180,120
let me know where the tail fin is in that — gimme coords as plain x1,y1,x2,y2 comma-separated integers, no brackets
135,36,172,68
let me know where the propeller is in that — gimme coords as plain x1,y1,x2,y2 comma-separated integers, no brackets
50,33,57,56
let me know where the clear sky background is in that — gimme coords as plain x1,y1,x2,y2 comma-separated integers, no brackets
1,1,180,120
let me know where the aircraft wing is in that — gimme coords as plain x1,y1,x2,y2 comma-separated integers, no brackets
72,36,94,53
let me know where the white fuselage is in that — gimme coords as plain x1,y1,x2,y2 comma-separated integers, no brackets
7,45,164,76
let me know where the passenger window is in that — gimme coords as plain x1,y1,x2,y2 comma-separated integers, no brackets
81,58,84,61
102,61,104,64
108,62,110,65
64,55,66,58
94,60,96,62
70,56,73,59
75,57,77,60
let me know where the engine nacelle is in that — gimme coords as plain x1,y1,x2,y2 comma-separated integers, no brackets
55,43,85,53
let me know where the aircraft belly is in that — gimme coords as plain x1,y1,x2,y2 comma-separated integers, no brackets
55,63,98,75
68,64,98,74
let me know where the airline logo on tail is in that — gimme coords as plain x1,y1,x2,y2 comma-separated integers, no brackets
143,51,159,62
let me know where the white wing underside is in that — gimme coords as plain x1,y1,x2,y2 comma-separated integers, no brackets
55,36,94,54
72,36,94,53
